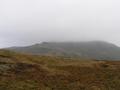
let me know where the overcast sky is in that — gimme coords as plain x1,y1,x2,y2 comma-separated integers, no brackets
0,0,120,48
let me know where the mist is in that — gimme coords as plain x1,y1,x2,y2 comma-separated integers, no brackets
0,0,120,48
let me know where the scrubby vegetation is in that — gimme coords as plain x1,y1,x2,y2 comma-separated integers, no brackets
0,49,120,90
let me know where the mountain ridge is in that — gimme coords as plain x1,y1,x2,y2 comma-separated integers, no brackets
6,41,120,60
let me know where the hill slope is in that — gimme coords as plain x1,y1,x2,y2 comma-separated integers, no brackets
6,41,120,60
0,49,120,90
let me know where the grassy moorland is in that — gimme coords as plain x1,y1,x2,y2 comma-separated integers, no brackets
0,49,120,90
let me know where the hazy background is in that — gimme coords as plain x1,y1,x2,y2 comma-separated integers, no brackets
0,0,120,48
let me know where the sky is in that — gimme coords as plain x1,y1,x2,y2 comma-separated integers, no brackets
0,0,120,48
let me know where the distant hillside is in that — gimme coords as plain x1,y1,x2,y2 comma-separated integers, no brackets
6,41,120,60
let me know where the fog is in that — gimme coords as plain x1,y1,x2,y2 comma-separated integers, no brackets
0,0,120,48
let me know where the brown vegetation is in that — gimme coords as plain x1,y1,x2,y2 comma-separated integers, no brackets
0,49,120,90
